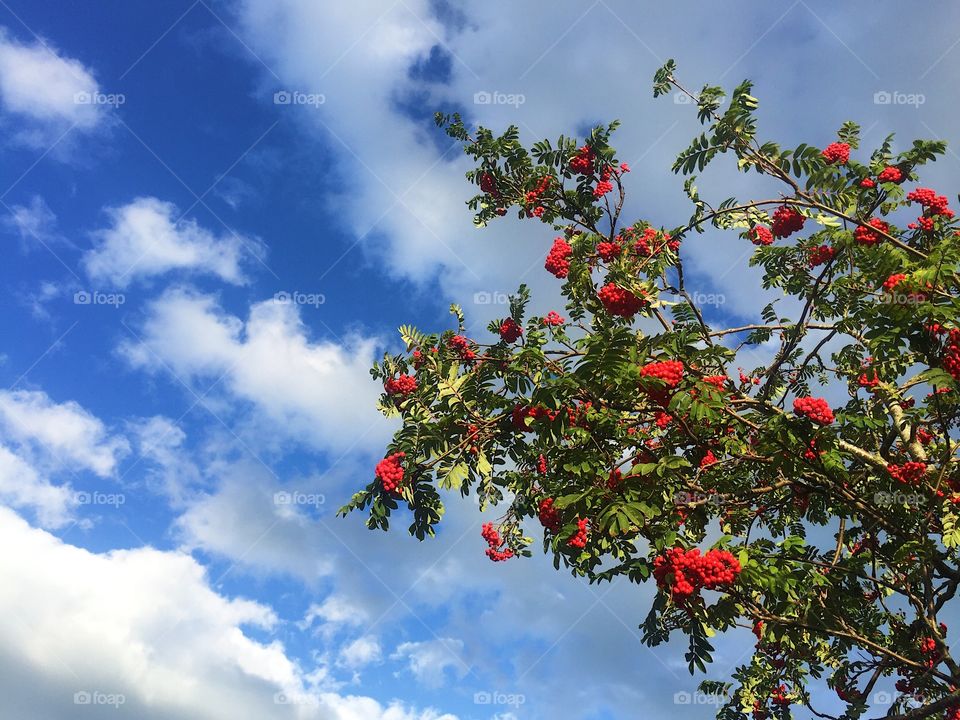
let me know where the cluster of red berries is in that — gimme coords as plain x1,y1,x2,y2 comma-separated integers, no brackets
703,375,728,390
944,328,960,381
652,547,742,602
802,439,823,461
376,452,406,495
524,175,552,217
858,369,879,389
481,522,514,562
821,142,850,165
538,497,562,532
568,517,589,548
512,405,543,432
793,396,835,424
536,454,548,474
699,450,718,468
384,374,417,396
598,283,646,317
771,205,805,238
854,217,889,245
654,410,672,428
569,145,595,174
739,369,761,385
448,334,476,361
748,225,774,246
606,468,624,489
412,346,438,370
545,237,572,278
908,187,953,216
593,168,614,198
543,311,565,326
883,273,907,292
907,187,954,231
878,166,903,183
808,244,836,267
499,318,523,343
465,424,481,455
641,359,685,387
888,462,927,485
596,241,621,261
479,172,499,197
770,685,791,707
621,225,679,256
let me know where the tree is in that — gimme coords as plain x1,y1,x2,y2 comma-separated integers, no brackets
340,60,960,720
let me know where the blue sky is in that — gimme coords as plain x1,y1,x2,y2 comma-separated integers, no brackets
2,2,960,719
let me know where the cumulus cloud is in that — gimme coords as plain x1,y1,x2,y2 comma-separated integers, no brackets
119,287,389,454
339,635,382,669
0,389,128,527
391,639,469,688
0,27,111,145
0,506,458,720
83,197,261,287
0,389,129,476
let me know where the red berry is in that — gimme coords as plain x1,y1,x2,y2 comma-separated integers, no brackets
793,396,834,425
821,142,850,165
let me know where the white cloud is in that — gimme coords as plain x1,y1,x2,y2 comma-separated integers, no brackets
83,197,260,287
0,389,128,528
391,639,468,688
4,195,61,246
0,506,458,720
0,28,109,145
339,636,382,669
120,288,389,454
127,415,205,504
0,444,76,528
0,389,129,476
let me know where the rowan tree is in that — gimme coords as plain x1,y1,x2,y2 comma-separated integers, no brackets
341,60,960,720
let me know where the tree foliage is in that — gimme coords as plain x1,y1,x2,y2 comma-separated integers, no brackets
342,61,960,720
